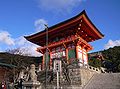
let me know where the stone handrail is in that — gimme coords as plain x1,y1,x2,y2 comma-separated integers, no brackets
77,62,101,73
86,65,101,73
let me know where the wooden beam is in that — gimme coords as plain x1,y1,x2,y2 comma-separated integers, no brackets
63,43,66,48
37,48,44,54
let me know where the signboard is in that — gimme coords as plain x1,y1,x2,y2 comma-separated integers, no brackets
51,51,65,59
53,59,62,72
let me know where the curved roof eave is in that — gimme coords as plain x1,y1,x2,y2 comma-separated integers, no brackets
25,10,104,45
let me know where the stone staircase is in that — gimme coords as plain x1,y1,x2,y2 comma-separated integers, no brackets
84,73,120,89
37,67,120,89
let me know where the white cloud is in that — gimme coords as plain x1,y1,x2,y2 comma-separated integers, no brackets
14,37,42,57
12,45,41,57
15,36,27,46
0,30,41,57
0,31,14,45
104,39,120,49
34,19,47,32
37,0,86,13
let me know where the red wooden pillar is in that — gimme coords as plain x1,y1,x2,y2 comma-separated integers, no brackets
66,48,69,63
81,46,84,65
86,52,88,65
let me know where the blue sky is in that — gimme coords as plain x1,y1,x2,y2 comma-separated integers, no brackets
0,0,120,56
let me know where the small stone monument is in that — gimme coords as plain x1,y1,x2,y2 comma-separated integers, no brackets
29,64,37,81
22,64,41,89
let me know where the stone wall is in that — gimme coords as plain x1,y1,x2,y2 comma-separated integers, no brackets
68,67,99,87
69,68,81,85
45,67,99,89
38,66,100,89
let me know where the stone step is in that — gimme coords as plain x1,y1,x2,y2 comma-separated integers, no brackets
45,85,82,89
84,73,120,89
